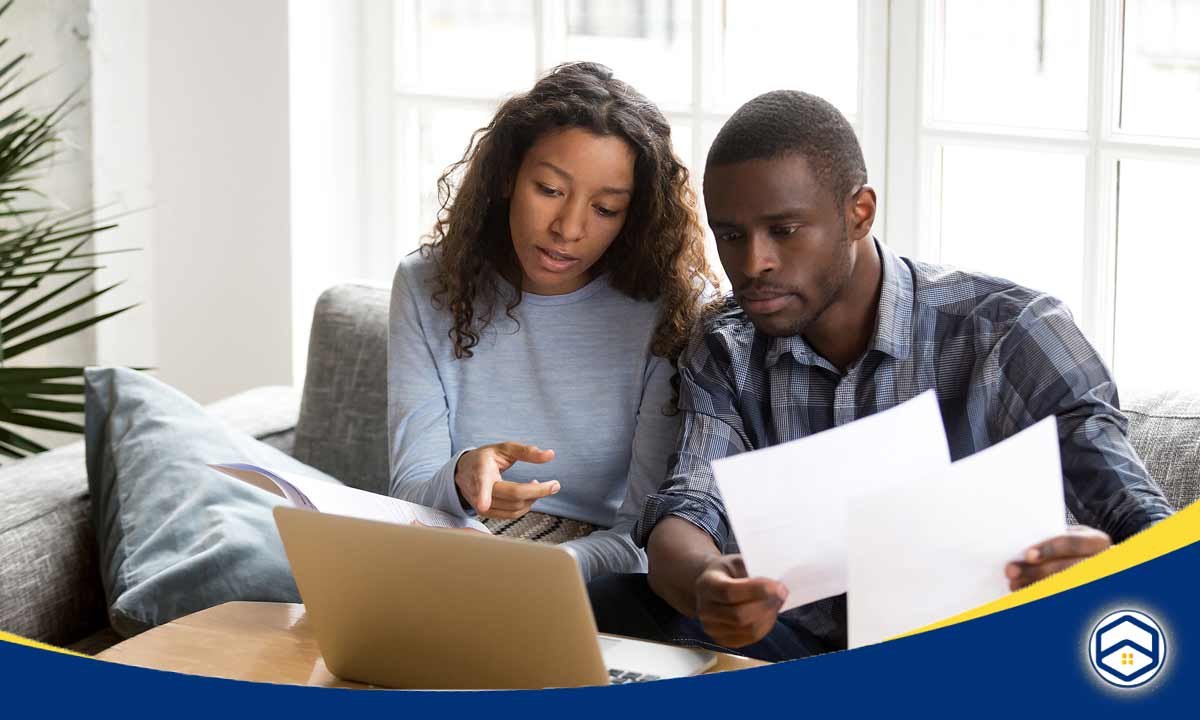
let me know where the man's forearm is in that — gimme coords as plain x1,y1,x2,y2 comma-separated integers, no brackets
646,516,722,618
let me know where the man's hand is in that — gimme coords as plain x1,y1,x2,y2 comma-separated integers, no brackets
694,554,788,649
1005,526,1112,591
454,442,559,519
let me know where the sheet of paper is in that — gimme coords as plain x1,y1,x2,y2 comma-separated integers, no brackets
847,416,1067,647
711,390,951,610
210,463,491,534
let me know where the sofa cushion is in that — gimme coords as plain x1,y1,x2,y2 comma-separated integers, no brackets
85,367,338,637
1123,389,1200,511
0,383,303,649
293,284,391,494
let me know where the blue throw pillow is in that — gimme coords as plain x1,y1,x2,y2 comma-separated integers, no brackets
84,367,340,637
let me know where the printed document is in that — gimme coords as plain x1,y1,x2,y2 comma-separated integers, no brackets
711,390,952,610
846,416,1066,647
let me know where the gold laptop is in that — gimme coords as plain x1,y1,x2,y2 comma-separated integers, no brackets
273,506,716,689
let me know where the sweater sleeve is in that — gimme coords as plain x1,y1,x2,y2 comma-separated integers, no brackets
386,259,473,518
560,353,681,580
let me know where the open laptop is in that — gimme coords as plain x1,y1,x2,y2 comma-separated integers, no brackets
273,506,717,689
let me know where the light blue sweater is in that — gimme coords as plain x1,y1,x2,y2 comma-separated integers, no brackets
387,253,681,580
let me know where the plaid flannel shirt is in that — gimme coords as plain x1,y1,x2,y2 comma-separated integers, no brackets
635,239,1173,652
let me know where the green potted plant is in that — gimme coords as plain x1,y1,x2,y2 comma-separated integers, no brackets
0,0,137,459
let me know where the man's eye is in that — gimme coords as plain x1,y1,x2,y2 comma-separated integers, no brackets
771,225,800,237
716,231,744,243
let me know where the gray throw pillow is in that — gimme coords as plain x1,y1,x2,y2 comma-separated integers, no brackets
84,367,340,637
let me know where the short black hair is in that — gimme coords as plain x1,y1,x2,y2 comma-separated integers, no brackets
705,90,867,204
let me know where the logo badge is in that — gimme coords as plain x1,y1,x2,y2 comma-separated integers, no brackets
1088,610,1166,688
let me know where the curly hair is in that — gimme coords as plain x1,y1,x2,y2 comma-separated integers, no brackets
418,61,715,369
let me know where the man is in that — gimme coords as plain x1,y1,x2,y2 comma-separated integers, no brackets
587,90,1173,662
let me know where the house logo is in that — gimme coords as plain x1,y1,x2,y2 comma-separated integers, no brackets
1088,609,1166,688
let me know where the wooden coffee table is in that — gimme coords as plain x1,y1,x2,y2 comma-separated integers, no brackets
97,602,766,688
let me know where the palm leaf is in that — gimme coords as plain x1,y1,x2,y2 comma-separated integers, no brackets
0,408,83,433
1,303,137,360
0,396,83,413
0,267,96,326
3,280,121,341
0,380,84,395
0,366,85,381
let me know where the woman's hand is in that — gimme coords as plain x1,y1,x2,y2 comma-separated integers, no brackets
454,442,560,519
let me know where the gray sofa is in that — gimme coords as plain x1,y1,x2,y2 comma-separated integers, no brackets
1,284,1198,654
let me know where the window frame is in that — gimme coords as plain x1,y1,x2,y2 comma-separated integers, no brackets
886,0,1200,368
368,0,889,269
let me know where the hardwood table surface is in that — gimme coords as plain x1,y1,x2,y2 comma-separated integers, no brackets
96,601,767,689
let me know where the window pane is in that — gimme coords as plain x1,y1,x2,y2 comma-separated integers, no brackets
1119,0,1200,138
936,145,1086,316
709,0,858,116
1113,159,1200,391
397,0,534,95
562,0,693,109
395,105,496,254
931,0,1089,130
669,119,694,170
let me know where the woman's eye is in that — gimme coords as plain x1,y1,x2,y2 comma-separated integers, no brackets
594,205,619,217
537,183,561,197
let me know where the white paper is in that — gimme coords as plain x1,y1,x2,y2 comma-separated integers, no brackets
847,416,1067,647
210,463,491,534
711,390,951,610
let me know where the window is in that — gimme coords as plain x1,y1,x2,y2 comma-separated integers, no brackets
887,0,1200,390
369,0,885,289
357,0,1199,391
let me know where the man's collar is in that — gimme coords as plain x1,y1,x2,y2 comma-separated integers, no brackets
871,238,914,362
762,238,913,370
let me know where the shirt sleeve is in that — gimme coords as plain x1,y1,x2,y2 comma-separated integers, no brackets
632,333,749,552
560,353,681,580
387,260,473,518
995,295,1174,541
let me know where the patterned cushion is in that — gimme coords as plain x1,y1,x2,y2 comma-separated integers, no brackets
1123,389,1200,511
293,284,391,494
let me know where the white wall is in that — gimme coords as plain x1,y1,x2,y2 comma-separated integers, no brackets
91,0,294,403
90,0,155,372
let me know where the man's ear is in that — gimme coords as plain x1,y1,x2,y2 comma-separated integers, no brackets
847,185,877,241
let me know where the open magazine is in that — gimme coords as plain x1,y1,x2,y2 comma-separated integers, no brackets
210,462,490,534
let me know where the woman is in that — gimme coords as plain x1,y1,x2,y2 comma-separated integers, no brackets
388,62,714,581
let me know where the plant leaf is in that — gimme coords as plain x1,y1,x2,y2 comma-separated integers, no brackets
0,408,83,433
3,281,122,341
0,267,97,326
0,396,84,413
0,366,85,382
0,381,84,395
1,303,137,360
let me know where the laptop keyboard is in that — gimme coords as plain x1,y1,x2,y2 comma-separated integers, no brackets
608,668,661,685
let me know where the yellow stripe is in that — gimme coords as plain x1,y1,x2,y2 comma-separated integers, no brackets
895,499,1200,640
0,630,87,657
